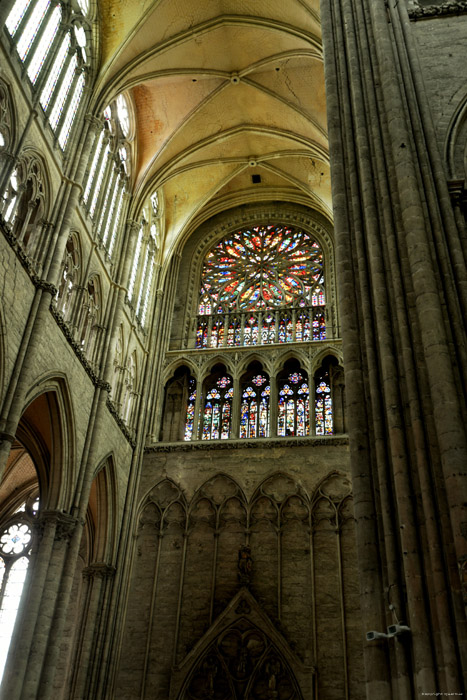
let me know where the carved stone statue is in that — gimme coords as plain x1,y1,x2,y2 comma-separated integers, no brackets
238,544,253,586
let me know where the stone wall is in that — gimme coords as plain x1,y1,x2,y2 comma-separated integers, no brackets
115,440,365,700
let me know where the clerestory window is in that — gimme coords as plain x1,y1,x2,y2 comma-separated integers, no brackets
195,225,326,348
5,0,90,150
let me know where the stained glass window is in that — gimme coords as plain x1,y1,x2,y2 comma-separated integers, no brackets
277,371,309,437
240,372,270,439
315,375,333,435
195,225,325,347
184,379,196,441
202,375,233,440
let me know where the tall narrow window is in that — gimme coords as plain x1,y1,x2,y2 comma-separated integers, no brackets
26,2,61,83
0,496,38,684
16,0,49,61
240,372,270,439
49,54,77,130
277,368,309,437
6,0,33,36
58,71,85,149
40,32,70,110
195,225,326,348
202,373,233,440
128,224,143,302
184,378,196,441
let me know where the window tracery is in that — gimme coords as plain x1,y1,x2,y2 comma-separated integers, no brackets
195,225,326,348
5,0,91,150
81,99,129,257
240,371,270,439
0,81,14,152
56,232,80,320
202,370,234,441
277,367,309,437
0,494,38,683
1,151,48,268
126,191,160,328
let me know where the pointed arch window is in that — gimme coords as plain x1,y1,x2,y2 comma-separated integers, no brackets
240,372,270,439
277,369,310,437
195,225,326,348
184,378,196,441
5,0,90,150
56,233,80,320
81,100,129,257
0,496,39,683
202,373,234,441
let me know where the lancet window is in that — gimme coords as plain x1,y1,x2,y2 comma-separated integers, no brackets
126,191,159,328
5,0,91,150
0,82,14,152
173,356,344,442
56,232,80,320
277,367,310,437
195,225,326,348
0,495,38,683
1,152,48,269
81,97,130,257
240,370,270,439
202,370,234,441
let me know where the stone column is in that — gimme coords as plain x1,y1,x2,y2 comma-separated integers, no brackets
321,0,467,695
69,564,116,700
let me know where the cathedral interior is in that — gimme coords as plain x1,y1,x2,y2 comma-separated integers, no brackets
0,0,466,698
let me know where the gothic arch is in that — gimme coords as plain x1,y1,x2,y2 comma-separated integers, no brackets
20,375,75,510
90,454,119,562
0,77,16,152
444,89,467,179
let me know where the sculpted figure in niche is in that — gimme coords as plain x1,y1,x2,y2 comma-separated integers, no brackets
238,544,253,586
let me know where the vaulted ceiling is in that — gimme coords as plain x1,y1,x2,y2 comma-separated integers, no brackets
94,0,330,259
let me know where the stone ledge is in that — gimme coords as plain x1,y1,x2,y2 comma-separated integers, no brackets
409,1,467,20
145,435,349,453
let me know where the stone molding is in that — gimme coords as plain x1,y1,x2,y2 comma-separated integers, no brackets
82,563,116,580
145,435,349,453
408,1,467,19
35,510,82,541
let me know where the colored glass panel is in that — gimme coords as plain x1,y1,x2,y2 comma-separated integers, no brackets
315,379,333,435
184,380,196,441
252,375,266,386
202,377,233,440
198,225,324,313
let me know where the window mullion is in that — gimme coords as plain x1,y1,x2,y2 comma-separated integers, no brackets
21,0,54,74
96,163,116,239
53,62,79,137
33,13,66,95
44,45,72,119
108,180,126,257
83,130,106,210
0,0,17,29
5,0,36,40
92,148,113,229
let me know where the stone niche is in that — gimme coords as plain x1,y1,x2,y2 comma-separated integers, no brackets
115,441,365,700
